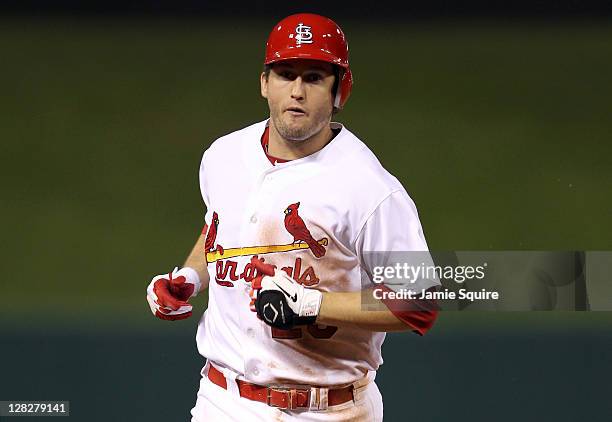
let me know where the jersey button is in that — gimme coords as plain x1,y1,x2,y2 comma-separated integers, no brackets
246,328,255,338
250,215,257,224
252,368,259,376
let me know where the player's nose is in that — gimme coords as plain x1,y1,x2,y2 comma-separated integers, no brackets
290,77,305,100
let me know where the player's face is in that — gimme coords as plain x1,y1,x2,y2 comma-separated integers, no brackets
261,59,335,142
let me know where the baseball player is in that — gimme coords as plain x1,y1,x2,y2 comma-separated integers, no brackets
146,13,439,421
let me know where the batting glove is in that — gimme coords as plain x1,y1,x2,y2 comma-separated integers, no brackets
249,257,322,330
146,267,201,321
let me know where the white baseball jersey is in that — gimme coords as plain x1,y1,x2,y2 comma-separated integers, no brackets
196,119,435,387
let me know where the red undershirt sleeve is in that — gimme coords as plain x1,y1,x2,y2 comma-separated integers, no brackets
378,285,439,336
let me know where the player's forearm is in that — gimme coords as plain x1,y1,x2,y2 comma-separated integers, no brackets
183,233,210,292
316,290,411,332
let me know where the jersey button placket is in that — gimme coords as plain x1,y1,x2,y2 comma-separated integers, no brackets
249,171,274,228
240,173,265,242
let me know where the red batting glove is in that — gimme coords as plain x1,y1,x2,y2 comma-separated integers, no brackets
146,267,201,321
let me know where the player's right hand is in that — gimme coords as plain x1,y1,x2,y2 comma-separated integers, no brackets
146,267,201,321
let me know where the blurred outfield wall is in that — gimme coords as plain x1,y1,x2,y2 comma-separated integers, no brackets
1,17,611,421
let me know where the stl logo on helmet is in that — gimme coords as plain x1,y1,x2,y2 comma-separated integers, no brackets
294,23,313,46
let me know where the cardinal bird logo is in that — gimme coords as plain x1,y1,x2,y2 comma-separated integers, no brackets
205,211,224,255
283,202,326,258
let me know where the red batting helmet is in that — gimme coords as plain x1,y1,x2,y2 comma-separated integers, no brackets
264,13,353,110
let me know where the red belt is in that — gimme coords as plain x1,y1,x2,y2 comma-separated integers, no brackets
207,363,354,410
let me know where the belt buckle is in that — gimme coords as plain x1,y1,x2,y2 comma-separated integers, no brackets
267,387,301,410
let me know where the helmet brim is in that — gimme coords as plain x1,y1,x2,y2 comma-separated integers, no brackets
264,48,349,68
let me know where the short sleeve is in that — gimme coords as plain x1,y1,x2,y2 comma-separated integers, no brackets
199,150,213,225
355,189,440,335
354,189,428,253
354,189,440,292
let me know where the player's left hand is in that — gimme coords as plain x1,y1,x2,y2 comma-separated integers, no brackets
248,257,322,329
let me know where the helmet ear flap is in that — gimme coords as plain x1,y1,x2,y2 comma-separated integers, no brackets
334,68,353,110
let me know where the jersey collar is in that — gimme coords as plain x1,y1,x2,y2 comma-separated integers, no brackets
244,119,351,178
260,126,290,166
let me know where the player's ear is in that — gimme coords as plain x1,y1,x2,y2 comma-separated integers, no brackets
260,72,268,99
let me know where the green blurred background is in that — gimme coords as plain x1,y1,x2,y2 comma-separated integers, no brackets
1,15,611,421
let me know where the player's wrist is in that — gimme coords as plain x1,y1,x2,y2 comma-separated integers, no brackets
298,287,322,318
292,287,322,326
175,266,201,297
